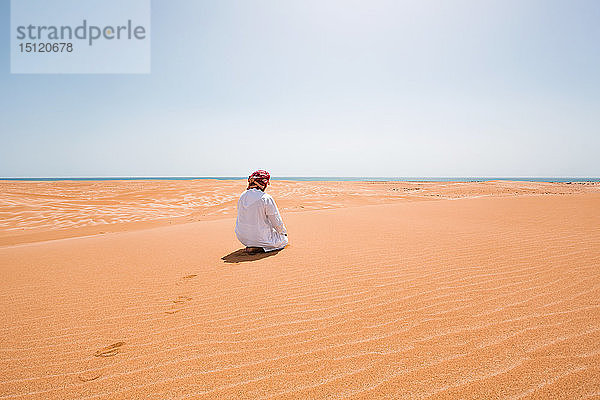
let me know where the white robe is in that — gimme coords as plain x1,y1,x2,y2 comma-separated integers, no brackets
235,189,288,252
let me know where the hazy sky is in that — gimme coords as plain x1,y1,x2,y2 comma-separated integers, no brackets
1,0,599,177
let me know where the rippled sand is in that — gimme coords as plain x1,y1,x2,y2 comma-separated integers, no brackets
1,180,599,399
1,180,596,246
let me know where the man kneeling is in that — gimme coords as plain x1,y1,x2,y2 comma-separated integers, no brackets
235,170,288,254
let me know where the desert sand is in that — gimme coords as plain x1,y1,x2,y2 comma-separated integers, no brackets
1,180,599,399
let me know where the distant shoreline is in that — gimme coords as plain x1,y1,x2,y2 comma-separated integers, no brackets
1,177,599,183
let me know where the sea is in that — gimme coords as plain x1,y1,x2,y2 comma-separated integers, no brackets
1,177,599,182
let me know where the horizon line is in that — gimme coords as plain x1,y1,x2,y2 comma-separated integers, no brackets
1,176,599,181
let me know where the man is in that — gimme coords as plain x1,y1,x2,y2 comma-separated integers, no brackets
235,170,288,254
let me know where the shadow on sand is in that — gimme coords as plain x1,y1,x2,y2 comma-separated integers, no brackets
221,248,282,264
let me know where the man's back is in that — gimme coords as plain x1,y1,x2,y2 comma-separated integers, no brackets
235,188,288,251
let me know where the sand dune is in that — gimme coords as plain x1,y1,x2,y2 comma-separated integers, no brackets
1,181,599,398
0,180,597,246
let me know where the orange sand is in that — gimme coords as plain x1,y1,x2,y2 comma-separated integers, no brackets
1,180,599,399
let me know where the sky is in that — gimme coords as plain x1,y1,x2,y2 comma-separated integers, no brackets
1,0,599,177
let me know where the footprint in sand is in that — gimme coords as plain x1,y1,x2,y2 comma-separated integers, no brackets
78,374,101,382
169,275,196,312
166,295,192,314
172,295,192,304
176,274,198,287
94,342,125,357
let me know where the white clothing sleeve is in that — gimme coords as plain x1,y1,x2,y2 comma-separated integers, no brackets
267,213,287,235
264,197,287,234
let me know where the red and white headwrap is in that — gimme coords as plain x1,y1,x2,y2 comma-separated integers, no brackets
247,170,271,191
